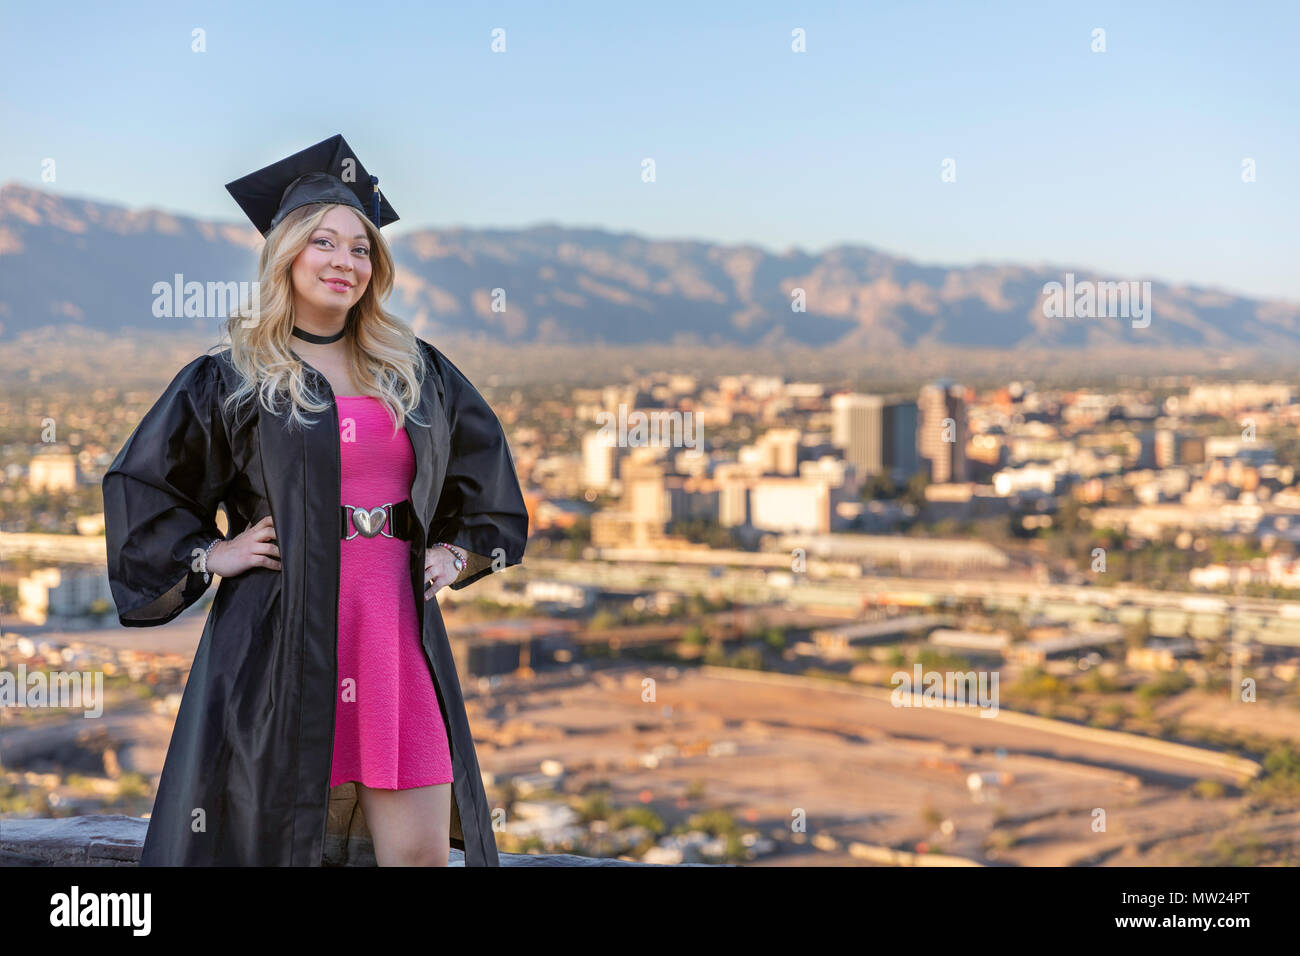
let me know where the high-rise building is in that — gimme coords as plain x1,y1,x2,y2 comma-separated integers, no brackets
756,427,801,475
882,400,919,482
918,380,968,483
1154,428,1177,470
831,393,884,477
625,461,669,525
582,430,619,491
831,393,919,482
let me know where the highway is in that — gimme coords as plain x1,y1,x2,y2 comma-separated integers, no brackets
517,556,1300,647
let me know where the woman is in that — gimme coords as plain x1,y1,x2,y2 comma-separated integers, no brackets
102,135,529,866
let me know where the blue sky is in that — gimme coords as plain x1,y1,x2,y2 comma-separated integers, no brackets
3,1,1297,300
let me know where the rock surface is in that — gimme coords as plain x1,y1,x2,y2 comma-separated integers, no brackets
0,815,727,866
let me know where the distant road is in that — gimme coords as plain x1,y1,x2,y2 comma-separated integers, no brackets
523,557,1300,644
691,666,1260,787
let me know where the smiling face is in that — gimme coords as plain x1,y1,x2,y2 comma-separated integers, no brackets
289,204,373,317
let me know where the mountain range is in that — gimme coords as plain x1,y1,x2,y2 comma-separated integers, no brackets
2,182,1297,351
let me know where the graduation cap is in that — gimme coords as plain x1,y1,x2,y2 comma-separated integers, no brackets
224,133,399,238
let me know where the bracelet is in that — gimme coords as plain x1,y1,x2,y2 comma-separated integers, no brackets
199,537,222,584
434,541,466,573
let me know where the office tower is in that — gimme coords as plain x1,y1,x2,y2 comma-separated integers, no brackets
582,429,619,491
831,393,884,477
918,380,968,483
832,393,920,483
882,400,919,482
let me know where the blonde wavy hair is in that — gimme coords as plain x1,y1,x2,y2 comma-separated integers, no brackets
214,202,428,435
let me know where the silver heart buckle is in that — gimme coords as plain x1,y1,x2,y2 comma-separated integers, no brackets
344,503,394,540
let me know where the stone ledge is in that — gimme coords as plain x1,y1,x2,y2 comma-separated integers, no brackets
0,815,730,866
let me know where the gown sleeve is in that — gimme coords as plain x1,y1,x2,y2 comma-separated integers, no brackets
102,353,238,626
425,345,529,590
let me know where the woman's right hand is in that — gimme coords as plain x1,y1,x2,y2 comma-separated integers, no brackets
207,514,281,577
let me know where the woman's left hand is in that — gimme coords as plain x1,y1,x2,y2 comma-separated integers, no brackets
423,547,460,600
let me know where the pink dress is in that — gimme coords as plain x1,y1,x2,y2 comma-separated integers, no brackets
329,395,454,790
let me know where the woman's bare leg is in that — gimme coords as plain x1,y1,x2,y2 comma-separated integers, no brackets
355,781,452,866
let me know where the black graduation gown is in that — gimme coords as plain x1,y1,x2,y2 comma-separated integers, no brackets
101,338,529,866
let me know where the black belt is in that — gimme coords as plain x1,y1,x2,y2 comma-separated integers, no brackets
339,499,417,540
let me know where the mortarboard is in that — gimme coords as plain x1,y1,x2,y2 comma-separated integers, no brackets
224,133,399,238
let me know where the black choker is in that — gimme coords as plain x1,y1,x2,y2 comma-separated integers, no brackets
291,325,345,344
